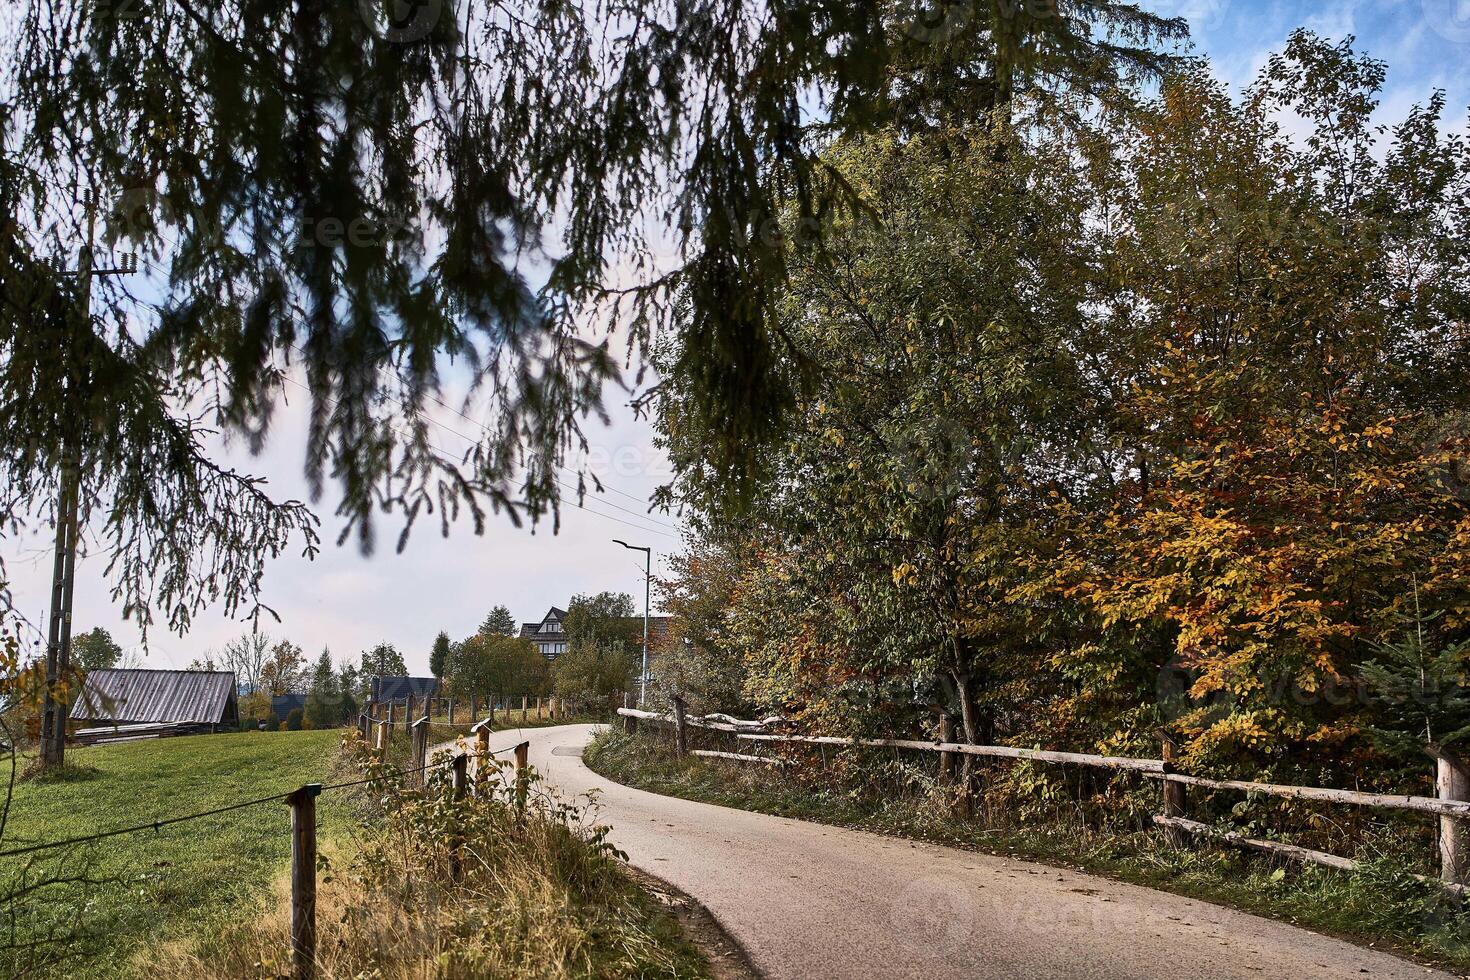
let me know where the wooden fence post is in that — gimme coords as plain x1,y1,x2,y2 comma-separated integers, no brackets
473,720,491,790
521,695,528,724
488,696,496,724
514,741,530,816
536,696,543,720
1160,733,1187,847
938,712,954,787
622,691,637,734
470,695,478,720
449,752,469,879
672,694,689,756
286,783,322,980
449,698,456,726
411,716,429,786
1432,745,1470,883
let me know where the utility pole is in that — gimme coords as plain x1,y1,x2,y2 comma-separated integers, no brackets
39,190,134,770
613,539,651,706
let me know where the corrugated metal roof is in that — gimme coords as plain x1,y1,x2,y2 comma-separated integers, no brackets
73,668,237,725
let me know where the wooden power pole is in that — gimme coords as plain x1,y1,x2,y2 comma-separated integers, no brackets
38,190,134,770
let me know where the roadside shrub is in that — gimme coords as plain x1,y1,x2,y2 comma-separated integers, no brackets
263,711,280,731
285,708,304,731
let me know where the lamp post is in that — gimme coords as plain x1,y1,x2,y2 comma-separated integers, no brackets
613,539,651,706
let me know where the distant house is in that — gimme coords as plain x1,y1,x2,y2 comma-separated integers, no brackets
519,607,570,660
368,675,438,703
72,668,239,742
519,604,673,662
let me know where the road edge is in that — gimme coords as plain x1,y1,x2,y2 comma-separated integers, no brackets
624,864,763,980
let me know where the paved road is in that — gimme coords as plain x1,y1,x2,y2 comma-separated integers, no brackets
475,724,1451,980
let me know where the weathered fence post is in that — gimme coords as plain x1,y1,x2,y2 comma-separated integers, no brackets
622,691,637,734
470,695,478,720
411,715,429,786
452,752,468,799
357,712,368,740
449,752,469,878
449,698,457,726
472,719,491,790
1160,733,1187,847
488,696,496,724
938,712,955,786
672,694,689,756
514,741,530,816
1431,745,1470,883
521,695,528,724
286,783,322,980
535,696,543,720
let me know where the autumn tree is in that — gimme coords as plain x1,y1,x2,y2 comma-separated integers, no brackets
259,640,308,696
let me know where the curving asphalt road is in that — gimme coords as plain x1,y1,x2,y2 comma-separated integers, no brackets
472,724,1451,980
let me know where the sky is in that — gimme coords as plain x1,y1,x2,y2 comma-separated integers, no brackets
3,0,1469,676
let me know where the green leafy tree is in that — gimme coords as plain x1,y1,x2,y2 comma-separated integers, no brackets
72,628,124,672
361,642,408,679
564,592,641,654
552,642,636,702
450,634,549,699
429,631,453,679
479,605,518,637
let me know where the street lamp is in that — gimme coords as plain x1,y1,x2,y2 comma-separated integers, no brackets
613,538,651,706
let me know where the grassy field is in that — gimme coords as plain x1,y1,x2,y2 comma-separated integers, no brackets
586,727,1470,973
0,730,344,979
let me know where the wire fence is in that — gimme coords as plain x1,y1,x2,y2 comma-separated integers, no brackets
0,725,534,980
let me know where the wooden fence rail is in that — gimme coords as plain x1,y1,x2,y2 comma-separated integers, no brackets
617,707,1470,888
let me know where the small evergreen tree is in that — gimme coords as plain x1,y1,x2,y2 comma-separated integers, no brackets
429,631,453,678
1359,587,1470,758
285,707,304,731
305,647,341,728
479,605,518,637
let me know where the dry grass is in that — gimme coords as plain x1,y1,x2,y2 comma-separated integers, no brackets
150,740,708,979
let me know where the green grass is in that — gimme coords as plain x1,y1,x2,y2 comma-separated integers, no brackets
0,729,345,979
586,727,1470,973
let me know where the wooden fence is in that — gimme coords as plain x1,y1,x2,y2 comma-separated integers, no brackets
617,703,1470,892
359,693,576,739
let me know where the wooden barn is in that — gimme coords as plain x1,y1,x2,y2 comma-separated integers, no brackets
71,668,240,744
